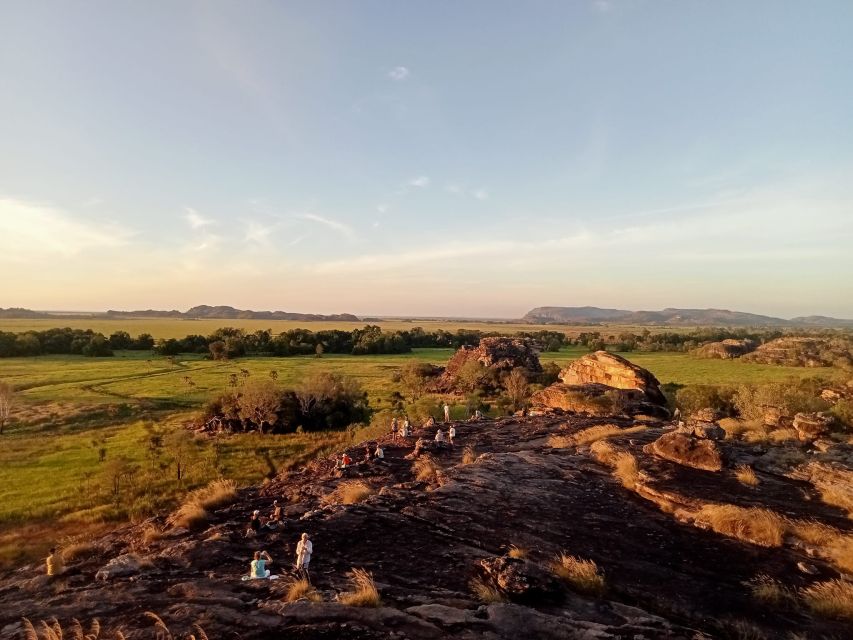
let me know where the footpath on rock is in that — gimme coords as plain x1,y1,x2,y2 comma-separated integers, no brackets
2,353,852,640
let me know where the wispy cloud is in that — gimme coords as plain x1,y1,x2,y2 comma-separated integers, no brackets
244,220,276,245
472,188,489,200
408,175,430,188
184,207,215,229
0,197,132,261
298,213,355,239
592,0,612,13
388,66,410,81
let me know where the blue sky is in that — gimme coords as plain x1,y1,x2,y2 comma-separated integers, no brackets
1,1,852,317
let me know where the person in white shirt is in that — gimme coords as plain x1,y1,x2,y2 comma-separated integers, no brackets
374,445,384,459
449,425,456,445
443,402,450,422
435,428,446,446
296,533,313,578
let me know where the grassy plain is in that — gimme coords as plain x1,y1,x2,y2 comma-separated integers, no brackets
0,317,697,339
0,342,844,568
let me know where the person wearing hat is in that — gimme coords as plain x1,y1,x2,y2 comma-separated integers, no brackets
295,532,313,578
246,509,262,537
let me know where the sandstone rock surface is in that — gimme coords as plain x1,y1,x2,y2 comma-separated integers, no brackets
558,351,667,406
645,432,724,471
434,337,542,391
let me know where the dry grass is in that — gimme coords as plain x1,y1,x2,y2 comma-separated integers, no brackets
142,524,166,545
612,452,639,490
817,484,853,519
827,536,853,573
339,567,381,607
470,576,506,603
551,553,605,596
800,579,853,620
590,440,640,490
507,544,528,559
284,577,322,603
734,464,760,487
413,454,440,483
748,574,796,607
696,505,785,547
462,445,477,465
550,424,646,448
789,519,837,546
22,614,207,640
768,428,799,444
61,541,97,562
169,479,238,530
324,480,373,505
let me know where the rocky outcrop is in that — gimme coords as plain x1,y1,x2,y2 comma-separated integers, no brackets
1,415,850,640
434,337,542,391
793,412,834,441
742,337,853,368
645,432,723,471
693,339,757,360
558,351,667,406
531,352,669,417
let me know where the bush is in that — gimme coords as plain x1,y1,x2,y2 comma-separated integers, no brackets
733,380,829,421
675,385,736,416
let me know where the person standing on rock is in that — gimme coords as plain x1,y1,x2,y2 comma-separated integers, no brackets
435,428,446,447
391,417,399,442
296,532,313,579
449,425,456,446
443,402,450,422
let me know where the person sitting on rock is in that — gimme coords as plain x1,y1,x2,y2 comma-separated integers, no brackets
46,547,64,577
363,446,373,463
374,445,384,460
341,453,353,467
425,415,435,428
449,425,457,445
435,428,446,447
246,510,262,537
266,500,283,529
295,532,313,578
248,550,275,579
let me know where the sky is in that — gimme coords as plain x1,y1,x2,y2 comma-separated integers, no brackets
1,0,852,318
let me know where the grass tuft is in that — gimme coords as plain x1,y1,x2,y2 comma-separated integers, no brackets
284,578,322,603
168,479,237,530
507,544,527,559
696,505,785,547
339,567,381,607
734,464,759,487
325,480,373,505
61,541,97,562
470,577,506,603
551,553,605,596
462,445,477,465
800,579,853,620
748,574,796,607
413,454,440,483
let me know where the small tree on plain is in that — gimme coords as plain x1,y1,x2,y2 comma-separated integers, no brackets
503,368,530,412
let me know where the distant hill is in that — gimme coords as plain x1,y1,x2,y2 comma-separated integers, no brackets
522,306,853,327
0,306,360,322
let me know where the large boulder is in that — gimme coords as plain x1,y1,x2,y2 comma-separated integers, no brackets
559,351,667,406
530,383,668,418
742,337,853,368
645,432,723,471
792,412,834,441
95,553,145,581
434,337,542,391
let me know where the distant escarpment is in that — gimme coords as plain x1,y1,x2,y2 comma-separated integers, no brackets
106,305,361,322
522,306,853,327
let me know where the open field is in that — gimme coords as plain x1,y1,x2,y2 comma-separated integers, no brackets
0,345,845,568
0,317,703,339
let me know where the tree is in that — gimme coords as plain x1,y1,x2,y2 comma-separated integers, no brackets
0,381,13,435
315,343,324,358
209,340,227,360
164,429,201,484
456,359,488,392
237,379,282,433
398,362,431,402
503,367,530,412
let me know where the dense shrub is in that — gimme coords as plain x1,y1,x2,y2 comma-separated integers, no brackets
732,379,830,421
675,385,737,416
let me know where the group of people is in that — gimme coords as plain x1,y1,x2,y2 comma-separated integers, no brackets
334,443,385,470
245,532,313,581
390,416,412,441
245,499,284,536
